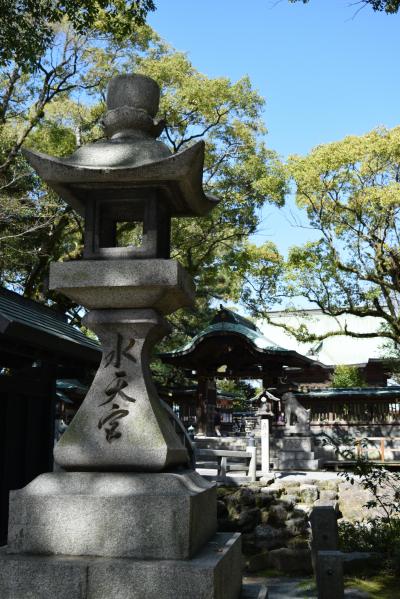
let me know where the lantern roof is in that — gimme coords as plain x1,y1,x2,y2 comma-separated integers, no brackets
22,74,219,217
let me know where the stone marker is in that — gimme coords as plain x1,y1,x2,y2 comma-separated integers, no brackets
0,73,242,598
316,550,344,599
310,505,339,563
310,506,343,599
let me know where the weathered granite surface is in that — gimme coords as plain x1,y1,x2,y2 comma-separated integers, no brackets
22,74,219,218
0,533,242,599
7,471,216,560
49,259,195,313
54,309,188,471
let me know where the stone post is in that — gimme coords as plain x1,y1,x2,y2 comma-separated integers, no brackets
260,417,270,474
310,506,343,599
315,551,344,599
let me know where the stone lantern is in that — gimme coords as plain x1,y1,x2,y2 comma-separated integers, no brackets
0,74,242,599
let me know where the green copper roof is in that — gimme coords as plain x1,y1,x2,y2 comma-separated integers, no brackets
297,386,400,399
0,288,100,359
162,318,288,359
210,307,261,333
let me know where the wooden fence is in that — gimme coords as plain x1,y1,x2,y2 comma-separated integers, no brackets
299,396,400,425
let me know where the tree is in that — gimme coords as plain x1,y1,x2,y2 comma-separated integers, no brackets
0,0,155,67
0,23,286,337
289,1,400,14
331,365,366,388
246,127,400,349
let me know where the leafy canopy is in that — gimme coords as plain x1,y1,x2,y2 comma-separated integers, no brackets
242,126,400,350
331,365,366,388
285,127,400,345
289,0,400,14
0,20,286,349
0,0,155,67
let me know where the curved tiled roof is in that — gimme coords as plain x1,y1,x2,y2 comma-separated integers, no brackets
0,288,100,362
161,308,318,367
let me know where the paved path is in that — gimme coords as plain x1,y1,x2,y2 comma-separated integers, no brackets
242,577,370,599
245,577,316,598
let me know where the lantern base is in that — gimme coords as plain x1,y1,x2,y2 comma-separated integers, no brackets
0,533,242,599
6,471,217,561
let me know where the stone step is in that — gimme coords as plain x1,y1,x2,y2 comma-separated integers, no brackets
275,451,316,460
194,437,247,451
276,437,314,452
273,458,322,471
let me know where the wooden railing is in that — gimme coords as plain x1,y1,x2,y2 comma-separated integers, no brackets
299,398,400,425
355,437,400,462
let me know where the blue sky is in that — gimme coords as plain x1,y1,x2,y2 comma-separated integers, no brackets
148,1,400,254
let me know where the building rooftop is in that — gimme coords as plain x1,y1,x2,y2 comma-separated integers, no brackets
0,288,100,364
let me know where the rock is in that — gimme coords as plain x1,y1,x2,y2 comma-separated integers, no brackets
228,488,256,508
285,517,310,537
260,487,282,501
268,547,313,574
266,482,285,494
287,536,310,550
319,490,338,502
267,504,288,527
241,533,259,556
237,508,261,532
276,495,296,510
254,525,288,550
246,551,270,573
281,481,300,489
256,493,274,508
293,503,313,517
217,500,228,518
318,480,339,492
298,484,319,504
338,482,376,521
259,474,275,485
217,486,235,499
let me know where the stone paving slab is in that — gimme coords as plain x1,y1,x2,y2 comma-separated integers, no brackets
241,582,268,598
242,577,371,599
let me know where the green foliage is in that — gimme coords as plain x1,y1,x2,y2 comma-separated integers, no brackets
286,127,400,345
341,458,400,572
338,519,400,554
331,365,366,388
245,126,400,355
0,0,155,67
289,0,400,14
0,19,286,343
345,574,400,599
217,379,256,411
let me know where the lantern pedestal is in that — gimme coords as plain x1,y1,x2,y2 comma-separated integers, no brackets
6,471,217,559
0,533,242,599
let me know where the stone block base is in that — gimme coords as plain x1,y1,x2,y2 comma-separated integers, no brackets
7,471,216,560
275,458,322,470
0,533,242,599
274,435,321,470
